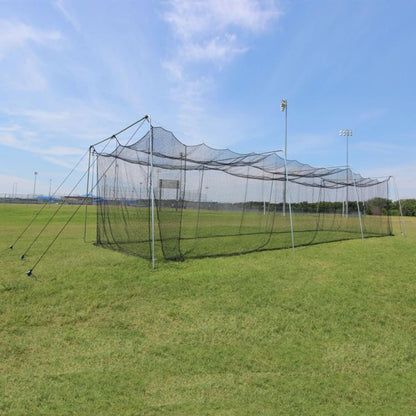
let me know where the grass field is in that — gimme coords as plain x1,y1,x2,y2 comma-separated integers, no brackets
1,203,415,415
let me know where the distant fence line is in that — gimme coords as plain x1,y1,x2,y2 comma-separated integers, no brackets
0,194,94,205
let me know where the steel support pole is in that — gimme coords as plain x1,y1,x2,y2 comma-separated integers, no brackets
283,156,295,251
392,176,406,237
352,176,364,240
346,135,349,217
33,172,38,199
283,103,287,216
148,116,156,269
83,146,92,243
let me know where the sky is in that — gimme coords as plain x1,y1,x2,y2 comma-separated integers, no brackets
0,0,415,198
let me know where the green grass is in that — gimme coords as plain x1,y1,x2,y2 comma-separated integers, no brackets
0,203,415,415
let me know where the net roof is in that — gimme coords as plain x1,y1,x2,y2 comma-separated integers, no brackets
94,126,388,189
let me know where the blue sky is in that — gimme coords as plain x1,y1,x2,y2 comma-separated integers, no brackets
0,0,415,198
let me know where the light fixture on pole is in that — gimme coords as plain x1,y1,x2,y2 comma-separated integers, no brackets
280,99,288,216
339,129,353,217
280,99,288,158
33,171,38,199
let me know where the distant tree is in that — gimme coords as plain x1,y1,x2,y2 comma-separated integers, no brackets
366,198,393,215
396,199,416,216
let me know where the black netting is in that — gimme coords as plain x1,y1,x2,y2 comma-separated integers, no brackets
94,124,392,261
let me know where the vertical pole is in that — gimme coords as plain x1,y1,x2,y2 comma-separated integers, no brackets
285,103,288,162
33,172,38,198
352,176,364,240
284,101,294,248
239,167,250,234
283,154,295,251
83,146,92,242
283,102,287,216
340,129,352,218
346,136,349,217
262,159,266,215
392,176,406,237
149,116,156,269
194,167,204,240
96,152,100,245
317,179,324,231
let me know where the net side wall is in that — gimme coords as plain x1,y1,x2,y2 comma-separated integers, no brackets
93,125,393,261
96,154,152,259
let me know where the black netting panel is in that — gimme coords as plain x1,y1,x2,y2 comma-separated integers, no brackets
94,124,393,261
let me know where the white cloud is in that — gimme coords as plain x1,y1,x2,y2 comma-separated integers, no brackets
169,77,214,141
164,0,281,41
12,109,70,124
163,60,184,81
163,0,280,66
0,130,83,157
0,19,63,92
161,0,282,140
0,19,62,59
182,34,248,63
0,132,26,149
40,155,83,169
0,125,20,132
53,0,81,32
2,54,48,91
3,105,122,143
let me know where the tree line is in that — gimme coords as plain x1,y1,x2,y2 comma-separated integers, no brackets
232,198,416,216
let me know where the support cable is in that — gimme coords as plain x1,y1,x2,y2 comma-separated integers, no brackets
8,147,90,250
26,203,85,276
21,157,97,260
25,118,148,276
352,176,364,240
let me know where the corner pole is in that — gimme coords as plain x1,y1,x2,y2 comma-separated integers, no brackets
83,146,92,243
148,115,156,268
284,102,287,217
283,153,295,251
352,176,364,240
280,99,288,216
262,159,266,216
95,151,100,245
392,176,406,237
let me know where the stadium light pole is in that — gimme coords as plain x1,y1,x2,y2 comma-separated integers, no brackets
280,99,288,216
339,129,353,217
33,171,38,198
